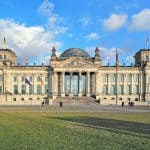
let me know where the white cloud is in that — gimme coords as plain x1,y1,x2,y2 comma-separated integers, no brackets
80,17,90,27
129,8,150,31
38,0,54,16
0,19,62,60
39,0,68,36
103,14,128,31
0,1,68,64
126,56,135,64
114,0,139,12
85,32,99,40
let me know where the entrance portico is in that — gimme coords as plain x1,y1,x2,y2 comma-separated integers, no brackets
52,71,96,99
50,47,100,100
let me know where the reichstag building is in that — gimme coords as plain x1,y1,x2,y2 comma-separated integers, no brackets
0,42,150,105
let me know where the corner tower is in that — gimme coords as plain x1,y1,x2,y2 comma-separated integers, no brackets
0,38,16,67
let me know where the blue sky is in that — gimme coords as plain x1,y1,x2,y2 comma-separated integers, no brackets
0,0,149,65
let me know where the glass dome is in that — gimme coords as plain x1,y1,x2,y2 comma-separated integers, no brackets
59,48,89,59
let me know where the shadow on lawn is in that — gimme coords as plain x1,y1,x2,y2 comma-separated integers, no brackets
48,116,150,139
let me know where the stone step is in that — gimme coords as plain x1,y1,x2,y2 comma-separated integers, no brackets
53,96,98,104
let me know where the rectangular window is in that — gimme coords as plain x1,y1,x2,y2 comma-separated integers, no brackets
13,98,16,101
0,85,2,94
21,98,24,101
0,75,2,81
133,74,138,82
29,85,34,94
45,76,48,82
29,76,33,82
14,85,18,94
37,84,42,94
45,84,49,94
22,84,26,94
102,75,107,82
37,76,41,82
14,76,17,82
22,77,25,82
4,55,6,60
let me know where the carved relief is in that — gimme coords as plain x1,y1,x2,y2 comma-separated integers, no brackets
56,58,97,68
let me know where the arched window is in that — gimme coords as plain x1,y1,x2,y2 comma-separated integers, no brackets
102,85,107,94
14,85,18,94
110,85,115,95
118,85,123,95
37,84,42,94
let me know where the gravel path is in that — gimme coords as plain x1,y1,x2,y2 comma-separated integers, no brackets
0,104,150,113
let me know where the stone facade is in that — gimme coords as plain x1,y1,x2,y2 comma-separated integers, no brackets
0,46,150,105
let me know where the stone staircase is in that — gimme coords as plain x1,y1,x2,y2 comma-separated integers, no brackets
52,96,98,105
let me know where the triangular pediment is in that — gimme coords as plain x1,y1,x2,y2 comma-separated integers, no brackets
57,57,97,68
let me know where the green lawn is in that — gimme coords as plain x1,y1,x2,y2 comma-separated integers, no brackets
0,111,150,150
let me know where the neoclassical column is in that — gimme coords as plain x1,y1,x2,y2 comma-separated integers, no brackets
107,74,109,94
41,74,44,94
69,72,73,97
26,75,29,95
95,72,99,98
54,72,58,96
18,75,21,94
33,74,36,94
130,74,133,94
145,73,149,94
139,72,143,101
123,74,125,95
49,72,52,96
51,71,57,99
78,72,82,97
86,72,90,97
61,72,65,97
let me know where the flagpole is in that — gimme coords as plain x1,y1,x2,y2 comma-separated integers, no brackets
146,38,149,49
115,49,118,105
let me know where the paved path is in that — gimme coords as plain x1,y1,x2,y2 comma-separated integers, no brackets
0,104,150,113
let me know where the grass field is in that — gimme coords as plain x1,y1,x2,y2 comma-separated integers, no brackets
0,106,150,150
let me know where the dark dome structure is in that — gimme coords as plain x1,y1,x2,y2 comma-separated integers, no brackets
59,48,89,59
